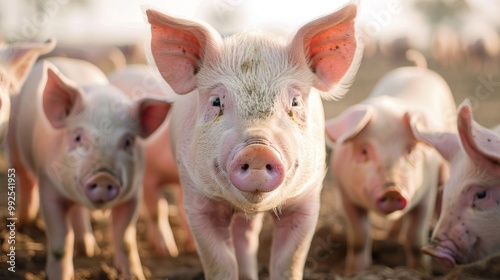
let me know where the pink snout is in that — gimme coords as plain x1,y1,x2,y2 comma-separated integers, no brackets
421,241,457,268
376,189,407,214
84,173,120,203
228,144,285,193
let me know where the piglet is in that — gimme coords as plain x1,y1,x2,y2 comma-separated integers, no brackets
417,100,500,268
0,39,55,144
7,57,170,280
109,65,195,257
145,1,363,279
326,65,456,275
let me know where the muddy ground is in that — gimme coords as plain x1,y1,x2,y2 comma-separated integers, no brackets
1,54,499,279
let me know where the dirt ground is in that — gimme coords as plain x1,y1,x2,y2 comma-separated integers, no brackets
1,54,499,279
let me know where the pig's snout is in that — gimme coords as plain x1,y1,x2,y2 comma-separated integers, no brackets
228,144,285,193
376,189,407,214
421,241,457,268
84,173,120,203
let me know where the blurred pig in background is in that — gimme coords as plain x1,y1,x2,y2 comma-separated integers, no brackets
326,59,456,275
0,39,55,145
7,56,170,279
416,100,500,268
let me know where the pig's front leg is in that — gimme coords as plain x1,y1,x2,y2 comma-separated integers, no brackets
341,190,371,276
184,190,237,279
70,205,99,257
270,189,320,280
143,178,179,257
232,212,264,280
39,180,75,280
111,195,145,280
405,184,436,272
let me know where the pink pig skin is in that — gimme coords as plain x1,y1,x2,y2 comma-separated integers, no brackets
326,65,457,275
7,57,170,280
109,65,196,257
417,100,500,268
0,39,56,145
146,1,363,279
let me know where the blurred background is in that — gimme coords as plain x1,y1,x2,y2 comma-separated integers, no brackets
1,1,500,279
1,0,499,73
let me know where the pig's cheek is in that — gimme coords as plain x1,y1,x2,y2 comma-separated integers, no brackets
203,106,222,122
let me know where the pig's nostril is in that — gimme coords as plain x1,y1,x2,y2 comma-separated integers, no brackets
90,183,98,190
266,164,273,171
107,185,113,191
241,164,249,171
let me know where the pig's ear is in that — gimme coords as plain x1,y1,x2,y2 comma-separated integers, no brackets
136,98,171,138
290,1,363,100
42,64,84,129
1,38,56,92
325,105,373,144
406,111,459,161
145,8,221,95
457,100,500,176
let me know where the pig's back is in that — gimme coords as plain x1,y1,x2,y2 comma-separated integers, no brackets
44,57,108,86
368,67,456,130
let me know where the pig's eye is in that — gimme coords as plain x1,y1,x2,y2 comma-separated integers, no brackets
120,134,135,153
292,97,299,107
475,190,487,200
124,138,132,148
75,134,82,143
212,97,221,107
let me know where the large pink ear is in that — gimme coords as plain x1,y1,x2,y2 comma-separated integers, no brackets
290,1,362,99
407,111,460,161
136,98,171,138
325,105,373,144
457,100,500,176
1,39,56,92
42,64,84,129
145,8,221,95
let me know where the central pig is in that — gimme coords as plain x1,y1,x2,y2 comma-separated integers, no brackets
146,2,362,279
326,64,457,275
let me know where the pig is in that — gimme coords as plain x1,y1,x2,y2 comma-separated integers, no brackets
7,57,170,280
417,100,500,268
325,65,456,275
145,1,363,279
0,39,55,144
40,43,127,74
108,65,195,257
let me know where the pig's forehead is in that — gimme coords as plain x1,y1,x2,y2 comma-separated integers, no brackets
198,32,313,118
72,85,138,132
